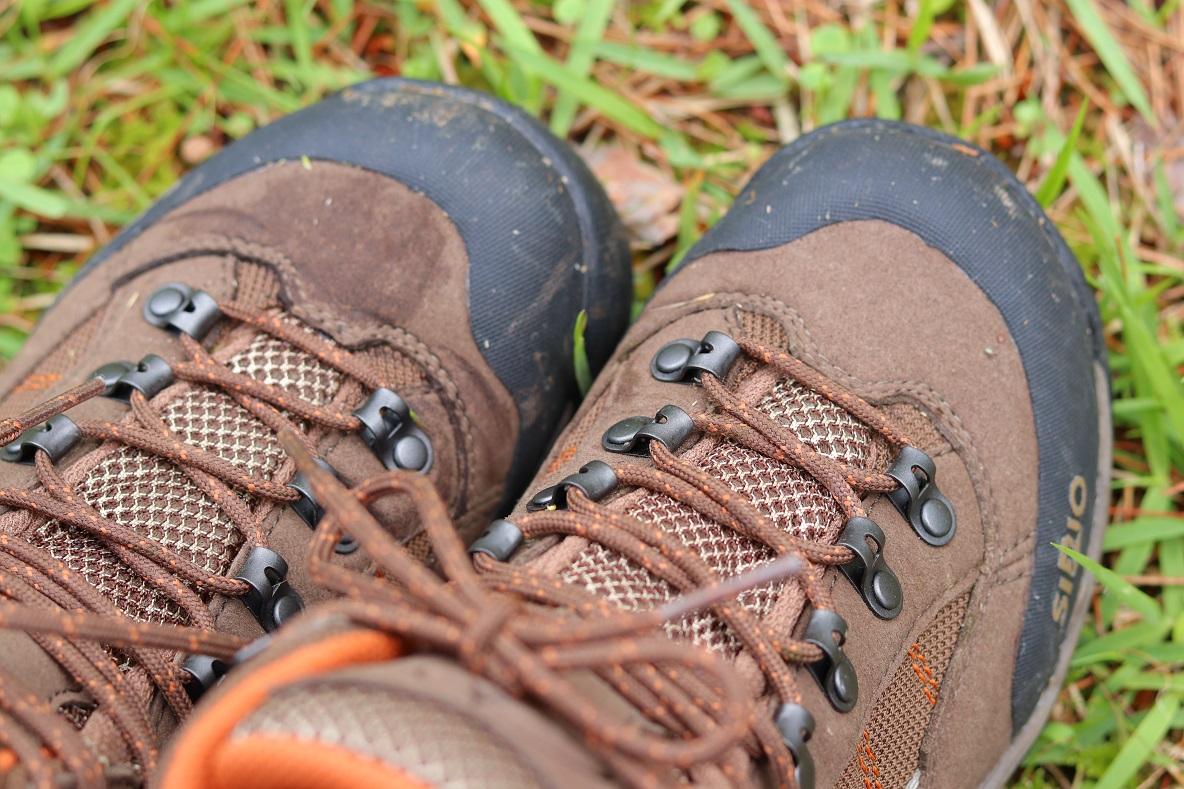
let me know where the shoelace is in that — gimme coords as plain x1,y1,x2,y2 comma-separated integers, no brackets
0,439,801,789
0,333,951,789
460,335,935,786
0,295,415,784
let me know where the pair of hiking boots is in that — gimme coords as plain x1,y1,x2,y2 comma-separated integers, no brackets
0,79,1109,789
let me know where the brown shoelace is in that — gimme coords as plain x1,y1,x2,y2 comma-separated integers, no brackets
0,440,802,789
462,337,915,785
0,302,394,786
0,335,913,788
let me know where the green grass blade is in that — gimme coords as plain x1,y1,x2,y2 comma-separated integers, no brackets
907,0,954,53
1071,159,1184,461
477,0,541,54
1114,673,1184,692
508,46,666,138
572,310,591,396
724,0,788,86
0,180,68,218
48,0,140,77
1072,619,1173,665
476,0,544,111
550,0,614,137
1095,694,1180,789
1153,160,1182,243
283,0,315,86
1063,0,1155,123
1104,517,1184,550
669,170,703,272
1054,543,1162,624
1035,101,1089,208
594,42,697,81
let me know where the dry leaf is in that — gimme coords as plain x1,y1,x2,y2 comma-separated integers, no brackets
581,144,683,249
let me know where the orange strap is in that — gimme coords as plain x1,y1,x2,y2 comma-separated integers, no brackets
212,735,432,789
160,629,404,789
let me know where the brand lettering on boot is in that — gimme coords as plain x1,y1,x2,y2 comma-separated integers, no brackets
1051,475,1089,625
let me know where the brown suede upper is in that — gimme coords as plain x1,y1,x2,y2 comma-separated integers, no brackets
158,216,1107,789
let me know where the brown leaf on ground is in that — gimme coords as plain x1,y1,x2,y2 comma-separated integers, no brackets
581,144,683,250
1130,118,1184,213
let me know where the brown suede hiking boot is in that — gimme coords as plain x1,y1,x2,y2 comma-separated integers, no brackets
158,120,1110,789
0,78,630,785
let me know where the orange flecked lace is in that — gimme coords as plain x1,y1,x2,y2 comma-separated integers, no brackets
0,335,914,788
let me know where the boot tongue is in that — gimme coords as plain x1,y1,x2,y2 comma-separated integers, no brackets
560,367,886,653
220,656,612,789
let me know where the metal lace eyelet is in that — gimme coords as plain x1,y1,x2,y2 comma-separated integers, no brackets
837,516,903,619
527,460,619,511
601,404,694,455
94,354,175,401
774,703,815,789
650,331,742,383
234,547,303,631
803,608,858,712
2,415,81,464
182,636,272,701
142,283,222,340
468,519,524,562
888,446,956,546
287,458,357,555
353,389,434,473
181,655,230,702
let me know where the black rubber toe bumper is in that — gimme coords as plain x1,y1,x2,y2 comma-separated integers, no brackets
76,78,633,507
680,119,1107,734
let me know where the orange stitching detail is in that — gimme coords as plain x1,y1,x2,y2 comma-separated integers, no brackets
908,643,940,705
545,444,578,475
13,373,61,394
857,730,884,789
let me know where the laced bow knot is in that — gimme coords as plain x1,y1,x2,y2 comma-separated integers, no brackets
279,433,797,780
0,326,919,788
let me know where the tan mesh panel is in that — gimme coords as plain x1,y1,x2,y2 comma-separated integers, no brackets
31,320,343,625
837,594,970,789
562,377,879,653
227,332,342,405
232,683,543,789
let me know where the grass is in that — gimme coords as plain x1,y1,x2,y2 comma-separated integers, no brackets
1,1,1182,784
